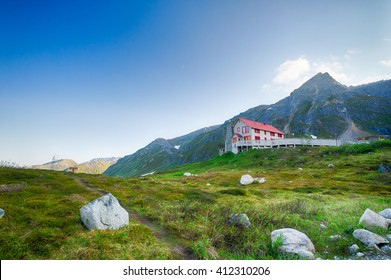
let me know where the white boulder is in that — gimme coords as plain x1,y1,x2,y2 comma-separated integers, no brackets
359,208,389,230
353,229,389,246
80,193,129,230
240,174,254,185
271,228,315,259
0,208,4,219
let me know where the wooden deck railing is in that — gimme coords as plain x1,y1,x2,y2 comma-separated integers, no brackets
235,138,340,148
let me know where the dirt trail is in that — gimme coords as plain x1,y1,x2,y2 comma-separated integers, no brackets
73,177,195,260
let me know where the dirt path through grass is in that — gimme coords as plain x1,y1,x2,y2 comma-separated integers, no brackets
73,177,195,260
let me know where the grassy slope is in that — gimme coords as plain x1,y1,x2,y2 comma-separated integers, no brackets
0,141,390,259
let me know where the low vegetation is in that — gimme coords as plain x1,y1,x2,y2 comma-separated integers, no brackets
0,141,390,259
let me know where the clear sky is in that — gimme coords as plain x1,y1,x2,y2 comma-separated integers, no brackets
1,0,390,166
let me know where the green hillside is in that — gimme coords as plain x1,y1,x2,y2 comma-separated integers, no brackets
1,141,390,259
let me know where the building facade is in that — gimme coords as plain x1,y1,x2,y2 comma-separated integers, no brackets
231,118,284,154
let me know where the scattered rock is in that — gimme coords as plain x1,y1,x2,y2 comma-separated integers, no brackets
228,214,251,229
298,167,303,171
319,222,327,230
240,174,254,185
206,183,211,186
353,229,389,246
378,208,391,219
348,244,360,254
380,244,391,254
329,235,342,241
80,193,129,230
183,172,192,177
386,235,391,242
359,208,389,230
271,228,315,259
378,163,391,173
0,208,4,219
254,177,266,183
328,163,335,168
356,252,364,258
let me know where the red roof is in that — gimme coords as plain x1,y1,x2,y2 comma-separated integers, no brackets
238,118,284,134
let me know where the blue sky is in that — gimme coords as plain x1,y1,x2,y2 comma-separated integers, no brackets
1,0,390,166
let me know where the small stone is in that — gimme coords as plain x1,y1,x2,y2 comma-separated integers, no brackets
0,208,5,219
240,174,254,185
320,223,327,230
378,163,391,173
328,163,335,168
206,183,211,186
228,214,251,229
298,167,303,171
329,235,342,241
356,252,364,258
183,172,192,176
380,244,391,254
348,244,360,254
254,177,266,183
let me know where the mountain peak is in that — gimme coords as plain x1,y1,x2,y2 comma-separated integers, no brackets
292,72,348,95
304,72,344,87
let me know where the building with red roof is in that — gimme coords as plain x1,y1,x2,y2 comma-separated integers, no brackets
231,118,284,153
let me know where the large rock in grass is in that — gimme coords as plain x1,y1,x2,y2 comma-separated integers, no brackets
378,163,391,173
228,214,251,229
80,193,129,230
240,174,253,185
378,208,391,219
353,229,389,246
271,228,315,259
359,208,389,230
0,208,4,219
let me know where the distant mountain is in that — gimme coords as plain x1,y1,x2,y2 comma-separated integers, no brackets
105,72,391,177
30,159,78,172
77,157,119,174
30,157,119,174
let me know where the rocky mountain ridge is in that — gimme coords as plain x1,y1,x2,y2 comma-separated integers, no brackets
105,72,391,177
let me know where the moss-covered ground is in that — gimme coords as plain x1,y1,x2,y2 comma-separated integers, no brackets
1,141,390,259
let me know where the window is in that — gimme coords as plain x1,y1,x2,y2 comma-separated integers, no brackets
271,132,275,137
236,127,240,133
254,129,260,133
242,126,249,134
278,134,282,138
